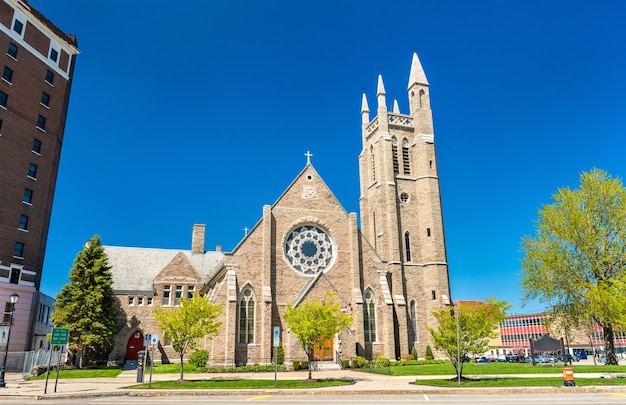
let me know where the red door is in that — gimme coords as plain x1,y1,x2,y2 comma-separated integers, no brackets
126,332,144,360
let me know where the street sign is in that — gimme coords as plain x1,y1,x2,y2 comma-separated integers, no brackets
50,328,70,345
0,325,9,345
273,326,280,347
144,333,151,347
150,335,158,345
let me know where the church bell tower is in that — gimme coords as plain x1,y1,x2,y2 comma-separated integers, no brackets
358,53,451,356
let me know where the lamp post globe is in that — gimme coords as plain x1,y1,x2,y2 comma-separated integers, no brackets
0,293,19,388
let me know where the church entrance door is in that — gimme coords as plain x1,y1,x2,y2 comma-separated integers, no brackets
312,337,334,361
126,332,144,361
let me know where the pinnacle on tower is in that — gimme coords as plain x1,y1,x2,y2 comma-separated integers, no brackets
361,93,370,124
393,97,400,114
407,52,429,89
376,74,387,110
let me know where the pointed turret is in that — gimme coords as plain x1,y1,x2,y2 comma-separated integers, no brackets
407,52,428,88
361,93,370,124
376,74,387,112
392,97,400,114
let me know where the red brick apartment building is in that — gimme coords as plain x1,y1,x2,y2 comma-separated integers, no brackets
0,0,78,352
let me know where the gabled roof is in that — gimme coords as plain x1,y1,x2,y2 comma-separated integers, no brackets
105,246,224,294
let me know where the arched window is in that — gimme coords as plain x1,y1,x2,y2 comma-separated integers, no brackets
391,137,399,174
402,138,410,175
419,89,426,108
370,145,376,182
363,288,377,343
410,300,418,343
238,286,255,343
404,231,412,262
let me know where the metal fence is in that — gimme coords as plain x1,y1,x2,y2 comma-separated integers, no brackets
1,349,64,375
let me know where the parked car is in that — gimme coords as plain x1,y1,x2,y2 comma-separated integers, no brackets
506,355,525,362
474,357,489,363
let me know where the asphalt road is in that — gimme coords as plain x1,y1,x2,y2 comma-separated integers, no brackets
8,393,626,405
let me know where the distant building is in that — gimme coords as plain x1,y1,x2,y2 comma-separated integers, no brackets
0,0,78,351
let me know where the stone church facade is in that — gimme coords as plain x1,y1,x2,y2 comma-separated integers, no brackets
107,53,451,366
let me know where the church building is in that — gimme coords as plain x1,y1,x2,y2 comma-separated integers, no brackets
107,53,452,366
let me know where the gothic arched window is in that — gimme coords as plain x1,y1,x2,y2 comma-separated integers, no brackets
405,231,412,262
370,145,376,182
391,137,399,174
410,300,418,343
402,138,410,175
419,89,426,108
238,286,255,343
364,288,377,343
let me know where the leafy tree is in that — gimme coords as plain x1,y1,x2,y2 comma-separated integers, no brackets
52,235,116,367
428,298,510,379
153,293,222,380
520,169,626,365
283,293,353,380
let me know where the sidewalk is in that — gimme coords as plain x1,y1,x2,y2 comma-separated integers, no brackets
0,368,625,401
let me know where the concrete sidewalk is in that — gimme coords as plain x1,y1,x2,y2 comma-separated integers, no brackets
0,368,625,401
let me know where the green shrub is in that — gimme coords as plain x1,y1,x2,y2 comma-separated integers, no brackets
276,344,284,365
353,355,369,368
189,350,208,370
425,345,434,360
411,346,418,361
292,360,300,370
341,359,350,369
374,355,390,368
300,360,309,370
401,353,414,360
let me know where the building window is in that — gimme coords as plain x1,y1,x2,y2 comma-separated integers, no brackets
410,300,418,343
14,242,24,258
427,228,431,237
162,285,171,306
400,192,409,203
28,163,37,178
0,91,7,107
404,231,412,262
392,137,399,174
41,92,50,107
147,297,153,306
431,290,436,300
23,188,33,204
45,70,54,84
18,215,28,230
37,115,46,130
32,139,42,154
238,286,255,343
7,43,18,59
13,20,24,34
174,285,183,306
187,286,195,299
137,297,143,306
370,145,376,182
128,297,134,306
3,66,13,83
364,288,377,343
0,119,3,133
402,138,411,175
49,48,58,62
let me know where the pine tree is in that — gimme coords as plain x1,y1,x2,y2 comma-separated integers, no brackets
52,235,117,367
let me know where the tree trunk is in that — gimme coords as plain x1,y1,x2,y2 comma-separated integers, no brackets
604,324,619,365
180,352,185,381
306,348,313,380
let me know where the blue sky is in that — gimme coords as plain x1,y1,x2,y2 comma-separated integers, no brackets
32,0,626,315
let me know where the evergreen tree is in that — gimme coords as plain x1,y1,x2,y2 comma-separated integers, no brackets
52,235,116,367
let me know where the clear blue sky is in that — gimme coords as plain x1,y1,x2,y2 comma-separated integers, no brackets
33,0,626,315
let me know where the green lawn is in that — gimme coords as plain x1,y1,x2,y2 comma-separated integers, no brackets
360,362,626,376
30,367,122,379
416,377,626,388
128,379,352,389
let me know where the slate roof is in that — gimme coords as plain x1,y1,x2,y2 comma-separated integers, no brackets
104,246,224,295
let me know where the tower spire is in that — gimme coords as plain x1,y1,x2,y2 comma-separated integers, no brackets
407,52,428,89
376,74,387,111
361,93,370,124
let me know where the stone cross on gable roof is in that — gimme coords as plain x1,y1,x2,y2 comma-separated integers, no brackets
305,151,313,164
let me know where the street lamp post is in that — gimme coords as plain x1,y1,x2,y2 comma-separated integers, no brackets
0,293,19,388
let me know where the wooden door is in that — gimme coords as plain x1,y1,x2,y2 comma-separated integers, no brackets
126,331,144,360
312,337,334,361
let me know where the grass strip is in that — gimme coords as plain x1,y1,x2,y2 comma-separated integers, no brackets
416,377,626,388
127,378,353,389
